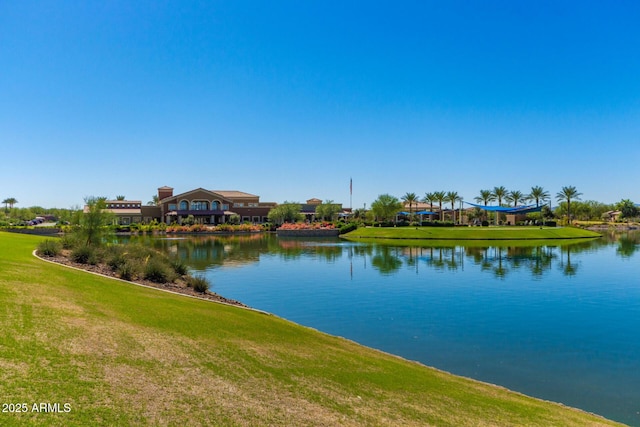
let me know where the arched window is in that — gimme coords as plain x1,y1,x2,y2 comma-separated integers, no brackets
179,200,188,210
211,200,219,210
192,201,209,211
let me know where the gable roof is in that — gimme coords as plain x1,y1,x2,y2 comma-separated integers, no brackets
213,190,258,199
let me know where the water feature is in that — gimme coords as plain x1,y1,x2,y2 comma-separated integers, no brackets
130,231,640,425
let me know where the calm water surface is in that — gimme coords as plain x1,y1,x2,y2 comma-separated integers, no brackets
135,231,640,426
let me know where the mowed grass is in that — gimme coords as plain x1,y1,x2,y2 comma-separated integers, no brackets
344,226,601,241
0,232,621,426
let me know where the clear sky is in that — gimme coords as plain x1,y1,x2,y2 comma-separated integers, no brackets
2,1,639,209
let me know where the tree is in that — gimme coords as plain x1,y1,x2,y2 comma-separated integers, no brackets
423,192,437,220
402,192,419,221
506,190,525,207
431,191,447,221
148,195,160,206
474,189,495,222
527,186,550,207
267,202,303,225
556,186,582,224
77,196,113,246
315,200,341,221
2,197,17,211
617,199,639,220
491,186,508,206
115,195,126,200
370,194,403,223
445,191,461,223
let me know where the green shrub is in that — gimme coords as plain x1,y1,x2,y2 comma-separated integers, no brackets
170,258,188,276
60,233,81,249
117,260,138,281
144,260,173,283
38,239,62,257
70,245,97,264
187,275,210,293
339,222,358,234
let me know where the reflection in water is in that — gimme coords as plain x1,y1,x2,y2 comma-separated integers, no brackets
124,232,638,281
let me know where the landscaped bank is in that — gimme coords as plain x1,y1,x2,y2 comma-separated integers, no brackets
343,225,601,241
0,231,621,426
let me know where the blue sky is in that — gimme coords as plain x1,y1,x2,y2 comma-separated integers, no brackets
1,1,639,209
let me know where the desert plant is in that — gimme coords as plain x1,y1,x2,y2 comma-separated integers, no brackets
37,239,62,257
144,259,173,283
187,275,210,293
70,245,97,264
171,258,189,276
117,260,138,281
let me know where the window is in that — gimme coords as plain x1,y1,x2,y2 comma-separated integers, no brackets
211,201,218,210
242,216,250,222
168,204,177,211
222,204,229,211
252,216,260,223
179,201,188,210
234,203,244,207
248,203,258,207
192,201,209,211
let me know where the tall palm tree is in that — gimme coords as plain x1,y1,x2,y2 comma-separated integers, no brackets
491,186,508,206
116,195,126,201
527,186,550,207
147,195,160,206
491,186,508,225
423,192,437,222
506,190,525,207
445,191,461,223
2,197,17,211
432,191,447,221
402,192,418,220
556,186,582,224
474,190,495,222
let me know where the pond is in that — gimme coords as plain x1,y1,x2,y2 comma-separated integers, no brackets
128,231,640,426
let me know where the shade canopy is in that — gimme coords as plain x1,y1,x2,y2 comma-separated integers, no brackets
465,202,543,214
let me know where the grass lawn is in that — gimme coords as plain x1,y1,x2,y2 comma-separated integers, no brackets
343,226,601,241
0,231,621,426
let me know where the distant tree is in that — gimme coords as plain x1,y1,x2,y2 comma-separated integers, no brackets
77,196,113,246
617,199,639,220
370,194,403,223
402,192,419,220
445,191,461,223
115,195,126,200
491,186,508,206
527,186,550,207
474,189,495,222
2,197,18,211
315,200,341,221
431,191,447,221
423,192,437,220
556,186,582,224
506,190,525,207
147,195,160,206
268,202,303,225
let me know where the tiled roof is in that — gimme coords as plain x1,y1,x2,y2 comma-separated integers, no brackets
213,190,258,199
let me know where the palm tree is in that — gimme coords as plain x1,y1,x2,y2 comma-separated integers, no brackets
491,186,508,206
423,192,437,222
402,192,419,221
432,191,447,221
474,189,495,222
116,195,126,200
147,195,160,206
2,197,17,211
506,190,525,207
527,186,550,207
491,186,508,225
556,186,582,224
445,191,461,223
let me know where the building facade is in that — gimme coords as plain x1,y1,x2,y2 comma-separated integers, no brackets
157,186,276,224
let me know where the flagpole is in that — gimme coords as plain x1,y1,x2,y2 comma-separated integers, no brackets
349,177,352,211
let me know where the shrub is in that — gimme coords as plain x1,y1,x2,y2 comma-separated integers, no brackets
187,275,210,293
144,259,173,283
171,258,188,276
339,222,358,234
70,245,97,264
117,260,138,281
38,239,62,257
60,233,81,249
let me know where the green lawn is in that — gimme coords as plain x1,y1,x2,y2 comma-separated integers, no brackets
0,232,621,426
343,225,601,241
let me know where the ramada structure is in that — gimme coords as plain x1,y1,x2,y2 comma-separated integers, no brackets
99,186,277,225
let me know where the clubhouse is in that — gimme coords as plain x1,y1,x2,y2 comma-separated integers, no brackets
99,186,276,225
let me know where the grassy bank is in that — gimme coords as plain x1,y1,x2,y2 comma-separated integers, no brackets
343,226,601,241
0,232,620,426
